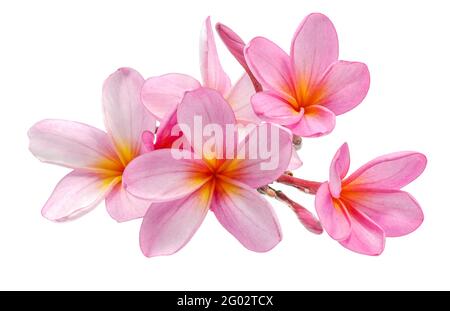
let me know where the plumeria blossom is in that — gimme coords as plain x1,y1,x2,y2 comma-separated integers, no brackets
315,143,427,255
244,13,370,137
123,87,293,257
28,68,156,222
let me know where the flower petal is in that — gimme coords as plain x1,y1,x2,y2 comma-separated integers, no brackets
291,13,338,92
123,149,210,201
344,152,427,191
42,170,119,222
315,183,351,241
102,68,157,164
153,106,184,150
219,123,292,188
339,208,385,256
245,37,297,104
342,190,424,237
141,131,155,152
28,119,120,171
288,105,336,137
226,73,260,124
212,180,282,252
251,91,303,125
139,182,214,257
216,22,262,92
318,61,370,115
200,17,231,96
105,183,151,222
329,142,350,198
177,87,237,159
141,73,201,120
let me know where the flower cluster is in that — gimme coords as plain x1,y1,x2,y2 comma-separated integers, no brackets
28,14,426,257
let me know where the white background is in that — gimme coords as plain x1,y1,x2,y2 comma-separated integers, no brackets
0,0,448,290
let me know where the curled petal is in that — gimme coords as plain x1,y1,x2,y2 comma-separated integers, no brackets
216,22,262,91
42,170,119,222
288,105,336,137
329,142,350,198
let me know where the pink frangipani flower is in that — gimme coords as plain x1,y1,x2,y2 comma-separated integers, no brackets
244,13,370,137
315,143,427,255
123,87,293,257
28,68,156,222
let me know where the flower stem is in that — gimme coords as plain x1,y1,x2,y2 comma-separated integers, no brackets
276,173,322,195
258,186,323,234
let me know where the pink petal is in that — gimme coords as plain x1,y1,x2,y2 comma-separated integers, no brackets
153,106,184,150
344,152,427,191
319,61,370,115
141,73,201,120
342,190,424,237
212,180,282,252
200,17,231,96
251,91,303,125
139,182,214,257
287,147,303,170
290,13,338,93
123,149,210,201
339,208,386,256
245,37,297,104
287,105,336,137
226,73,260,125
215,22,247,72
315,183,351,241
105,183,151,222
141,131,155,152
177,87,237,159
28,119,120,171
329,142,350,198
42,170,119,221
219,123,292,188
102,68,156,164
216,22,262,92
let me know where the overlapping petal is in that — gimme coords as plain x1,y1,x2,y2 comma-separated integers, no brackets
102,68,156,165
42,170,119,222
140,182,214,257
212,180,281,252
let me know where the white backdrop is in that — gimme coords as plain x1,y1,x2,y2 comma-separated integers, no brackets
0,0,448,290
